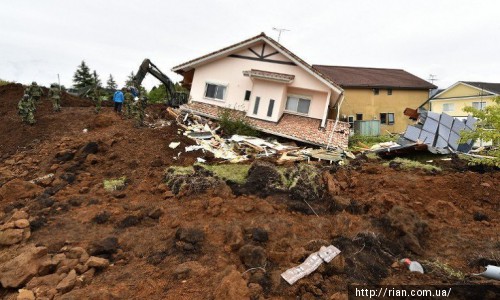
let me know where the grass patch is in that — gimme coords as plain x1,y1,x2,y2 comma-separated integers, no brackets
348,134,397,149
365,152,380,160
422,260,465,280
0,79,14,86
103,176,127,192
385,157,442,172
166,166,195,176
197,163,251,184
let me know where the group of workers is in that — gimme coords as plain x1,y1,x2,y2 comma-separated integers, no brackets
18,82,61,125
112,86,146,127
17,82,147,127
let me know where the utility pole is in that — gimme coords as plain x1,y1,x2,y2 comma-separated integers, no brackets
272,27,290,42
57,74,61,92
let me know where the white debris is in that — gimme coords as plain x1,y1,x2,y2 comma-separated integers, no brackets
196,157,206,163
281,245,341,285
83,128,88,133
475,265,500,280
169,142,181,149
29,173,54,184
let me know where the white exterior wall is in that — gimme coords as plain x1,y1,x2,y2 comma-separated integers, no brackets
188,42,333,121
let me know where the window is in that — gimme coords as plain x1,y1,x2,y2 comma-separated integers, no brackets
387,113,395,125
267,99,275,117
204,83,226,100
387,89,393,95
356,113,363,121
442,103,454,112
244,90,251,101
373,88,379,95
253,97,260,115
380,113,387,124
380,113,395,125
348,116,354,128
285,96,311,114
472,102,487,109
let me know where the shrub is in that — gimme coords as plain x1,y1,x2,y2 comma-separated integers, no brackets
384,158,441,172
218,107,258,137
348,134,397,149
103,176,127,192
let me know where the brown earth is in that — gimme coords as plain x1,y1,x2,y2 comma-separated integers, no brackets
0,83,499,299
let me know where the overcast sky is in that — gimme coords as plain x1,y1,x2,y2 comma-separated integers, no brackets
1,0,498,91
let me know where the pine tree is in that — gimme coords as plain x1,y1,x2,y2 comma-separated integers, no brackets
92,70,102,88
125,71,136,87
106,74,118,90
72,60,93,89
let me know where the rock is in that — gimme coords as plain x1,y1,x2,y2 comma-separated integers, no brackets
225,225,244,251
60,258,79,269
0,245,48,288
16,289,35,300
238,245,267,268
37,256,59,276
80,142,99,155
89,236,119,258
66,247,87,259
55,151,75,162
0,222,15,230
75,263,89,274
56,269,77,294
214,269,250,300
91,211,111,224
163,190,175,199
175,227,205,244
148,207,163,219
248,283,263,299
116,215,141,228
14,219,30,229
11,210,30,221
86,256,109,269
26,273,62,290
250,228,269,243
80,268,95,285
0,228,24,245
0,179,42,201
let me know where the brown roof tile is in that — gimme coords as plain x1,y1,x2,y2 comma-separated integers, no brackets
312,65,437,89
180,102,350,148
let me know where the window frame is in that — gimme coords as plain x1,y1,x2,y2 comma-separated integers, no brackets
387,113,395,125
348,115,355,128
356,113,363,121
380,112,395,125
380,113,387,124
472,101,487,110
373,88,380,95
285,94,312,115
253,97,260,115
204,82,227,101
387,89,393,95
267,99,275,117
244,90,251,101
442,103,454,112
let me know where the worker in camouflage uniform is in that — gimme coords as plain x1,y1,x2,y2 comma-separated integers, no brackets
48,84,61,112
27,81,43,103
132,96,147,127
18,90,35,124
124,87,133,118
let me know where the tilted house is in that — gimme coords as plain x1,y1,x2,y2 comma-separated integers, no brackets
172,33,350,148
313,66,436,134
427,81,499,119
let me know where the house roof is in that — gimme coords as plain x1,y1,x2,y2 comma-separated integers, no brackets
312,65,437,89
171,32,343,94
243,69,295,83
461,81,500,95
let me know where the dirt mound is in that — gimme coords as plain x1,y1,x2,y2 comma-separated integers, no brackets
0,85,498,299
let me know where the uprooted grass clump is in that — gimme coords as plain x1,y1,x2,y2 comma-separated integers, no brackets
197,163,251,184
103,176,127,192
385,157,442,173
421,260,465,280
164,165,227,196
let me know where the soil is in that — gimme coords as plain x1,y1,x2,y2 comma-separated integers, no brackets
0,83,499,299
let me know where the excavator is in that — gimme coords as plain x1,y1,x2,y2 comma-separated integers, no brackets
133,59,188,107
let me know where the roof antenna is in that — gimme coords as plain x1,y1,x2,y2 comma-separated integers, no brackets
272,27,290,42
428,74,438,84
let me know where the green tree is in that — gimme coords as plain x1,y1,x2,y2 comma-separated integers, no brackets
92,70,102,87
125,71,135,87
148,84,167,103
106,74,117,90
461,96,500,166
72,60,93,89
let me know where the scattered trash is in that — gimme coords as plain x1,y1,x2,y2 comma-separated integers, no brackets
196,157,206,163
169,142,181,149
281,245,341,285
400,258,424,274
475,265,500,280
29,173,54,184
83,128,88,133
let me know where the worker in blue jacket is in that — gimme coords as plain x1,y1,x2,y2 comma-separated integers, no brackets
113,88,125,113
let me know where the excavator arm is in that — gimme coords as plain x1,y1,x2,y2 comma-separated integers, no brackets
133,59,188,106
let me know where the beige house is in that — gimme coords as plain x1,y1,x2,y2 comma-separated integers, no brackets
313,66,436,134
172,33,350,148
427,81,499,118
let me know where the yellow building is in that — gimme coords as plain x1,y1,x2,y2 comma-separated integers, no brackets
428,81,499,118
313,66,436,134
